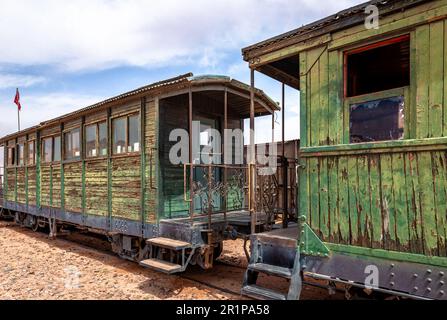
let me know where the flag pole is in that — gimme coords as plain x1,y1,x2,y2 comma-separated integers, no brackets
18,105,20,132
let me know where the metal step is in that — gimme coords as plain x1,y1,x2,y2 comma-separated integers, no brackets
139,258,183,274
146,237,192,250
241,285,287,301
248,263,292,279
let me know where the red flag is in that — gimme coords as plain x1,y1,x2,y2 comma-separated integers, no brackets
14,88,21,111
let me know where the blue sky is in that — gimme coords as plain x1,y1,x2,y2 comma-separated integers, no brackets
0,0,364,165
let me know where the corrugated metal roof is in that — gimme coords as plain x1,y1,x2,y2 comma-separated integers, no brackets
242,0,431,60
0,73,279,143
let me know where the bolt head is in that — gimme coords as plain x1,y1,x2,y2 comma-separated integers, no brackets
440,271,445,277
427,269,432,274
426,288,432,292
390,273,395,277
440,281,445,286
440,290,445,296
427,278,432,283
413,286,419,291
390,282,395,287
390,263,395,268
413,274,418,278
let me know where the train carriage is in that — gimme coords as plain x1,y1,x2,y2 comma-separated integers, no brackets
241,0,447,300
0,73,282,272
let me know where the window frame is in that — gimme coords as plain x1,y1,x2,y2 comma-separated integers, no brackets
63,127,81,161
112,112,140,157
17,142,25,167
344,86,410,144
84,120,108,159
27,140,36,166
41,135,61,164
343,34,410,99
7,145,16,167
342,34,412,144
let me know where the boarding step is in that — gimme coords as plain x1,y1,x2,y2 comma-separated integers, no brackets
139,258,183,274
146,237,192,250
241,285,286,301
248,263,292,279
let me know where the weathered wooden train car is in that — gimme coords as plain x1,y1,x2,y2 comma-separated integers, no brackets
0,73,279,273
241,0,447,300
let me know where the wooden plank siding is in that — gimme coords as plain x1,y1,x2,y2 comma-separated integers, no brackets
64,162,83,213
144,99,158,223
300,147,447,257
85,160,108,216
111,156,141,221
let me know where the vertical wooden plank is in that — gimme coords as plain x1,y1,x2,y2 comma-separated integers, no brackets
392,153,411,252
318,157,329,241
444,20,447,137
380,154,396,251
415,25,430,139
429,21,444,138
308,157,319,233
406,152,424,254
299,52,308,148
357,155,372,248
327,157,339,243
431,151,447,257
369,155,383,249
347,157,359,245
309,48,320,146
418,152,438,256
337,156,350,244
319,50,329,146
328,50,342,145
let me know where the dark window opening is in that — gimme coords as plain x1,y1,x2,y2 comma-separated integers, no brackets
7,147,15,166
346,36,410,97
350,96,405,143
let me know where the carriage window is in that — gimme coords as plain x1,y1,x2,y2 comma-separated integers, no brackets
128,115,140,153
7,147,15,166
113,117,126,154
99,122,107,156
350,96,405,143
54,136,61,162
85,124,97,157
346,35,410,97
86,121,107,158
42,137,53,163
27,141,35,165
113,114,139,155
18,143,24,166
64,128,81,160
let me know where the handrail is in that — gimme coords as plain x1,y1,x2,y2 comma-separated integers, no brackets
183,163,192,202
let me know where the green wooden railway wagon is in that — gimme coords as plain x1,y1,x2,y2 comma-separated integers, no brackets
0,73,280,273
241,0,447,300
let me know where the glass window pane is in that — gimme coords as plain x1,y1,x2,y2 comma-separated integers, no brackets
8,147,15,166
65,129,80,160
113,117,126,154
28,141,35,165
99,122,108,156
86,124,97,157
128,115,140,153
54,136,61,162
350,96,405,143
72,129,80,158
43,138,52,163
18,144,24,166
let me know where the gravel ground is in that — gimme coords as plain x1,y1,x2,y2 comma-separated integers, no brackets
0,220,343,300
0,221,236,300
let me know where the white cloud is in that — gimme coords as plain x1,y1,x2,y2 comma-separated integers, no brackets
0,93,104,137
0,0,363,72
0,74,46,89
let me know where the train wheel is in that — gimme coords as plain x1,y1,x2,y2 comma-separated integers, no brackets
30,216,39,232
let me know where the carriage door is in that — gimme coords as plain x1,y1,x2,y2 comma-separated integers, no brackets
193,117,222,214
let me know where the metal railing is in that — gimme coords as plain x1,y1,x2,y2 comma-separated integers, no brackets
182,157,298,231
